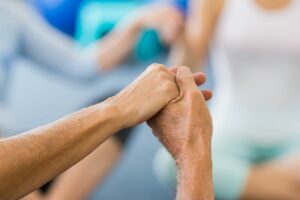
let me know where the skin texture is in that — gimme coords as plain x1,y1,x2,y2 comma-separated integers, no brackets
21,137,122,200
0,64,177,200
0,64,211,200
169,0,299,199
0,103,122,200
148,67,214,200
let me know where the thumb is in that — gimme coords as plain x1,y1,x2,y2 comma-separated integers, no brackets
176,66,198,92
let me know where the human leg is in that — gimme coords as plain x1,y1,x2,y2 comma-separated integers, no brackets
241,138,300,200
45,137,123,200
212,134,253,200
242,155,300,200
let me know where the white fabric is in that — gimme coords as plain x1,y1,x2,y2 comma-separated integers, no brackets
210,0,300,145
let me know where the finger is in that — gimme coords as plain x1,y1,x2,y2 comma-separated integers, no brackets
168,66,180,74
193,72,206,86
176,66,198,91
202,90,213,101
169,67,207,86
147,63,167,72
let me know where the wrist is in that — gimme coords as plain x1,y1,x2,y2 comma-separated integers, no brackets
177,127,212,168
177,161,214,200
92,100,128,132
102,95,133,129
176,137,214,200
177,142,212,172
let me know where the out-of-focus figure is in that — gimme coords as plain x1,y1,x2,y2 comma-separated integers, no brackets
156,0,300,199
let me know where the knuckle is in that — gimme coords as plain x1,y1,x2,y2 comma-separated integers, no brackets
152,64,166,72
157,71,170,81
148,63,158,70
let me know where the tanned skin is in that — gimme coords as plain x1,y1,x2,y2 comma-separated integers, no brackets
0,64,212,200
148,67,213,200
20,4,184,200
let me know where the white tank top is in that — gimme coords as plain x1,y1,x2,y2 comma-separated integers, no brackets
210,0,300,145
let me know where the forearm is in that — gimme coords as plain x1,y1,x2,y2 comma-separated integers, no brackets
168,35,207,73
168,0,206,72
169,0,219,72
0,102,123,200
177,136,214,200
96,17,142,70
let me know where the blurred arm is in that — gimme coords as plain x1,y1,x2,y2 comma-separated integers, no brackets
168,0,224,72
96,4,184,71
13,2,99,80
15,2,142,80
94,16,143,71
16,2,184,77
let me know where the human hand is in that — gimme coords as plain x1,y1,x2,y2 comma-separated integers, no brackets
147,67,213,164
243,156,300,200
106,64,211,129
133,4,184,44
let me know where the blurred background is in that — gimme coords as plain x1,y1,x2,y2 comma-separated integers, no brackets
1,0,300,199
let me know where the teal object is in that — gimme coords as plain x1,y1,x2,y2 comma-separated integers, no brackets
76,0,164,61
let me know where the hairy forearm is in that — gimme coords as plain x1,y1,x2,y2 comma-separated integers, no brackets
0,103,123,200
96,17,142,70
177,136,214,200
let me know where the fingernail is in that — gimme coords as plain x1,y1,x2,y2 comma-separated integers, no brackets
178,66,192,75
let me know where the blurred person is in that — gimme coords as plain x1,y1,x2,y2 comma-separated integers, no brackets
157,0,300,199
0,65,213,200
0,1,184,200
29,0,84,36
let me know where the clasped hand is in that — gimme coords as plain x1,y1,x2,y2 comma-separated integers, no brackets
106,64,212,164
148,67,213,165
